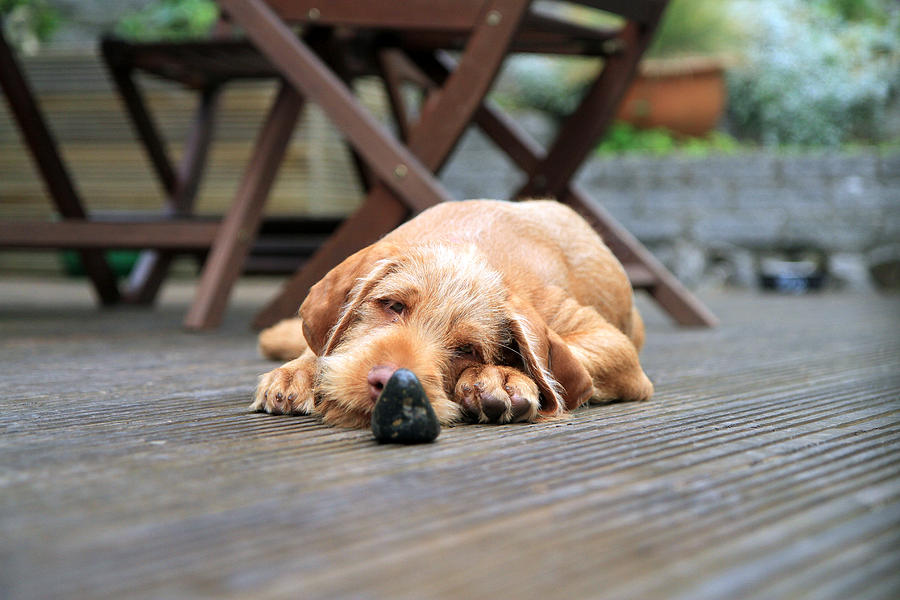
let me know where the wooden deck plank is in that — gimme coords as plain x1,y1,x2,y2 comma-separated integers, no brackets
1,280,898,599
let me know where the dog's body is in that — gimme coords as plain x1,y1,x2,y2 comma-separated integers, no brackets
253,200,653,427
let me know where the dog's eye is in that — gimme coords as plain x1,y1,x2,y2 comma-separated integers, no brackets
455,345,477,359
384,300,405,315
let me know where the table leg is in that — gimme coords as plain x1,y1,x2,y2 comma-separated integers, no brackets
0,27,120,304
125,86,222,304
417,53,718,327
514,17,663,199
183,82,303,330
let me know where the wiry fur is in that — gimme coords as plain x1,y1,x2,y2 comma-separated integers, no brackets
251,200,653,428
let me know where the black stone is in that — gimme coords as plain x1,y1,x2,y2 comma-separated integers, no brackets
371,369,440,444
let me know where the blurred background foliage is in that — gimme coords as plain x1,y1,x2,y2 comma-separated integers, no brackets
505,0,900,153
3,0,899,153
0,0,59,54
727,0,899,147
113,0,217,41
645,0,742,58
595,122,741,157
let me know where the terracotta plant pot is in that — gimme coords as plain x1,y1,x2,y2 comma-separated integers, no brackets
616,57,726,137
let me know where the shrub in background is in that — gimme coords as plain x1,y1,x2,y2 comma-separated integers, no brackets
504,0,738,120
502,0,742,151
1,0,59,54
501,55,591,120
646,0,741,59
115,0,217,41
727,0,900,146
595,122,740,157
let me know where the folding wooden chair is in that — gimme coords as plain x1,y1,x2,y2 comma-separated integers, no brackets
5,24,328,326
98,27,368,328
99,34,279,305
214,0,717,329
1,24,280,320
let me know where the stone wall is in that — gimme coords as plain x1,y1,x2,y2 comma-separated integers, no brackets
441,120,900,291
575,152,899,290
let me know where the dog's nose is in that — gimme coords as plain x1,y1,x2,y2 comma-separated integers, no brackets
367,365,398,403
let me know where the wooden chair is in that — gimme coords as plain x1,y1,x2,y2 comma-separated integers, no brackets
0,23,279,320
213,0,718,328
96,26,376,327
99,35,278,305
2,22,327,325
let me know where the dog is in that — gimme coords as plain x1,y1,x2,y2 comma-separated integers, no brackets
251,200,653,428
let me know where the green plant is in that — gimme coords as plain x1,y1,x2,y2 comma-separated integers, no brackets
822,0,893,23
1,0,59,54
61,250,139,279
727,0,900,146
115,0,218,41
595,121,741,156
679,130,742,157
647,0,742,59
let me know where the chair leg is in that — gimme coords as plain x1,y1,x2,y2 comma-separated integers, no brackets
561,187,719,326
414,53,718,327
183,82,303,330
125,86,222,304
243,0,528,326
102,54,178,305
103,38,227,306
514,17,664,199
377,49,417,142
0,28,120,304
102,63,178,196
251,186,409,329
220,0,452,212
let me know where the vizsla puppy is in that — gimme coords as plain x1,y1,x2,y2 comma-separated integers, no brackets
252,200,653,427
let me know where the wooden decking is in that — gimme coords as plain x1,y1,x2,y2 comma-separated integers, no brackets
1,277,898,599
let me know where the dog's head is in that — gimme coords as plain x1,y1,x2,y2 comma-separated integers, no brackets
300,242,592,427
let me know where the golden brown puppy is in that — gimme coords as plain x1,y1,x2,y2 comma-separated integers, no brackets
252,200,653,428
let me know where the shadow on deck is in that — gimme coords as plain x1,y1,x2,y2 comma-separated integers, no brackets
1,278,898,599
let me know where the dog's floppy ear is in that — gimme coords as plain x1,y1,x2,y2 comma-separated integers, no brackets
506,294,593,416
300,242,399,355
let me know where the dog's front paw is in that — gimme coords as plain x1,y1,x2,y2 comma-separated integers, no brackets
454,365,540,424
251,355,316,415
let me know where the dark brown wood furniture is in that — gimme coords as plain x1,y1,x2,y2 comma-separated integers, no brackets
1,1,717,329
216,0,718,329
1,23,314,325
0,23,284,321
98,32,303,326
0,24,121,304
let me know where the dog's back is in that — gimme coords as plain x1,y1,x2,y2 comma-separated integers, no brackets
382,200,637,342
259,200,643,362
